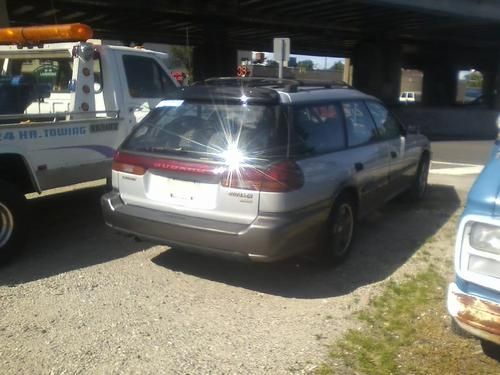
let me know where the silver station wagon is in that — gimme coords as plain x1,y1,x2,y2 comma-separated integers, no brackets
102,78,430,263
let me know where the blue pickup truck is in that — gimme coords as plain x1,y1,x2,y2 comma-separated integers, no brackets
447,140,500,357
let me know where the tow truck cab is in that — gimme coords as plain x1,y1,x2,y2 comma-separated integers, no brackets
0,23,179,262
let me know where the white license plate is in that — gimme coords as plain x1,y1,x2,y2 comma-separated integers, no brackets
147,175,217,209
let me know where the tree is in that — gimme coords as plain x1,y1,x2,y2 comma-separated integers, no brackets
167,45,193,82
297,60,314,71
265,59,279,68
464,71,483,88
330,61,344,74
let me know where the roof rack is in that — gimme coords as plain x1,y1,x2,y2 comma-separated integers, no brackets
202,77,352,93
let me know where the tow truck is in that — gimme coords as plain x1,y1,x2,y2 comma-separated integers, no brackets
0,23,179,262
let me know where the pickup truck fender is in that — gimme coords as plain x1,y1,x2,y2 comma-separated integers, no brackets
0,144,41,193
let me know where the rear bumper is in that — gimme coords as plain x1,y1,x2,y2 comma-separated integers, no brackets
101,191,330,262
447,282,500,345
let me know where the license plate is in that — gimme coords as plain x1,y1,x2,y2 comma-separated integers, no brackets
147,175,217,209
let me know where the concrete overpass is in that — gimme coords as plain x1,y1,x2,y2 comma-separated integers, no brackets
3,0,500,108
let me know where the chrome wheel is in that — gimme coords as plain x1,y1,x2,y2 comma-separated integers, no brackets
331,202,354,257
0,201,14,249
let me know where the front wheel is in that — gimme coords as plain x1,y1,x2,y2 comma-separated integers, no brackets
406,154,430,201
0,182,27,264
321,194,356,264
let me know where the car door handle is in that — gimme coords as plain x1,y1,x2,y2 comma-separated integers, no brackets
354,162,364,172
390,151,398,159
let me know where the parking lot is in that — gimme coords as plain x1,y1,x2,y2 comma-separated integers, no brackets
0,145,485,373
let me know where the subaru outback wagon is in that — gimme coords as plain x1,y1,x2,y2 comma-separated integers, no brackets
102,78,431,263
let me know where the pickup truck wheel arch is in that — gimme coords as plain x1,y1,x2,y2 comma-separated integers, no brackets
0,153,40,194
0,181,27,264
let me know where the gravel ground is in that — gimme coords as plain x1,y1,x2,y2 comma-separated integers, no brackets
0,174,472,374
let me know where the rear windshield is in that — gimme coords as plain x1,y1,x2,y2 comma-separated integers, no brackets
122,100,288,162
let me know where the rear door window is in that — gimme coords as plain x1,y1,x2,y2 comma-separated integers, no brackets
365,101,402,140
341,101,378,147
122,55,176,98
292,102,346,155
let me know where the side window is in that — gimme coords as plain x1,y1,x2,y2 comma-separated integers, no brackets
122,55,176,98
365,101,401,140
292,102,346,155
341,101,378,147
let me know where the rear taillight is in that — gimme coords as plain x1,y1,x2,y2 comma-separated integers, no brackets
112,151,222,176
112,152,146,175
221,160,304,192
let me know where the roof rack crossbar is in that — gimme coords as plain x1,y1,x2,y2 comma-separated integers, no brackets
202,77,352,93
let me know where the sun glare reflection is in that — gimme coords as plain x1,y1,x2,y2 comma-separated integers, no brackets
221,143,246,171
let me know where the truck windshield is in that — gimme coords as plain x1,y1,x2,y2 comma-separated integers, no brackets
122,100,288,163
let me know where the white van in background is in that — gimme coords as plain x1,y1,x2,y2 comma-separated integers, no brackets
399,91,421,103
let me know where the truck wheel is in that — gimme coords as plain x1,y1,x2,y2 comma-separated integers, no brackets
406,154,430,201
321,193,356,264
0,182,27,264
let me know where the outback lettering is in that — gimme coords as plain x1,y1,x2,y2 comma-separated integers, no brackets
228,191,253,199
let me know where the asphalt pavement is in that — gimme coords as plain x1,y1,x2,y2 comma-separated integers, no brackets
431,140,493,165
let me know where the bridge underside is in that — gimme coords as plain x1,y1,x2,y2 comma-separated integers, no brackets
5,0,500,106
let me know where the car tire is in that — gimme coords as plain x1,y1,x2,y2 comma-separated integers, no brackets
0,181,27,264
321,193,356,264
406,154,430,201
481,339,500,360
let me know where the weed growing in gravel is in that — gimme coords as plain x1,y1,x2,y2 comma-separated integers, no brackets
316,266,500,375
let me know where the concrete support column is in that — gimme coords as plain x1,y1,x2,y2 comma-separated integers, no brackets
352,42,402,105
343,58,353,85
422,60,457,107
192,24,237,82
482,70,496,109
490,60,500,110
0,0,8,27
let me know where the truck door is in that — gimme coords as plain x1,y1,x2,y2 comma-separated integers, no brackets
118,52,178,125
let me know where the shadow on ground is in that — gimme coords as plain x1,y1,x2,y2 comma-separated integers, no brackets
1,184,460,298
0,186,145,285
152,184,461,298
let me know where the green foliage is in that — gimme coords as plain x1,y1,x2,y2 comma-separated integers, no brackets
464,71,483,88
330,61,344,73
298,59,314,71
167,45,193,82
319,267,444,375
266,59,279,68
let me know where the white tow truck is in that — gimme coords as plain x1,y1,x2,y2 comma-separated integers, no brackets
0,23,179,261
